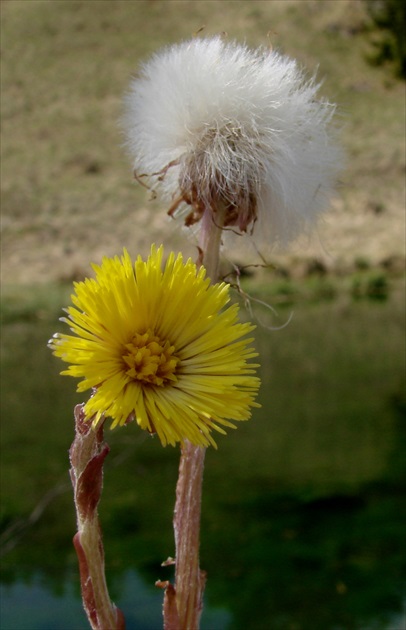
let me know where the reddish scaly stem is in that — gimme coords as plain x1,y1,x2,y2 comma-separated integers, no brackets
173,441,207,629
70,404,125,630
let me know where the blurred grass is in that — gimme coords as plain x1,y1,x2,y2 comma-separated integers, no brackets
1,0,405,284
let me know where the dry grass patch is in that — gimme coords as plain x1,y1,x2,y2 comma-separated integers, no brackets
1,0,405,284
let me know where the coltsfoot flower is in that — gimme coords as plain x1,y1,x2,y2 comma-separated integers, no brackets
49,246,260,447
123,36,342,247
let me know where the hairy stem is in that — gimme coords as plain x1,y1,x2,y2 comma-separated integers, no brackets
199,204,226,280
173,441,207,629
70,405,125,630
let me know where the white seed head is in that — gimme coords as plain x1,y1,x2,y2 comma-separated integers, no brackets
123,36,343,247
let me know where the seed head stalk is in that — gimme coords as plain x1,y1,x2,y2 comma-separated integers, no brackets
171,204,227,629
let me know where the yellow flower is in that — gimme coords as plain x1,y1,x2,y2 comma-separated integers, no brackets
50,245,260,447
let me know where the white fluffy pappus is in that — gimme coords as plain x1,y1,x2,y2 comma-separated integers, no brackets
123,36,343,248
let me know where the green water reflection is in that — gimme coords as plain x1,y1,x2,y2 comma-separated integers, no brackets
1,289,405,629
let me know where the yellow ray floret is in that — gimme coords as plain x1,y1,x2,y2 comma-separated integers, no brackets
49,245,260,447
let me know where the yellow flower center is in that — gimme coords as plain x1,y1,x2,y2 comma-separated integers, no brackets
123,329,179,387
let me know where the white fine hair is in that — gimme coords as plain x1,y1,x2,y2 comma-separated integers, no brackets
123,36,343,248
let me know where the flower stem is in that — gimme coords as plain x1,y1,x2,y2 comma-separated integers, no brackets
70,404,125,630
199,205,226,280
170,204,226,629
173,441,207,629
